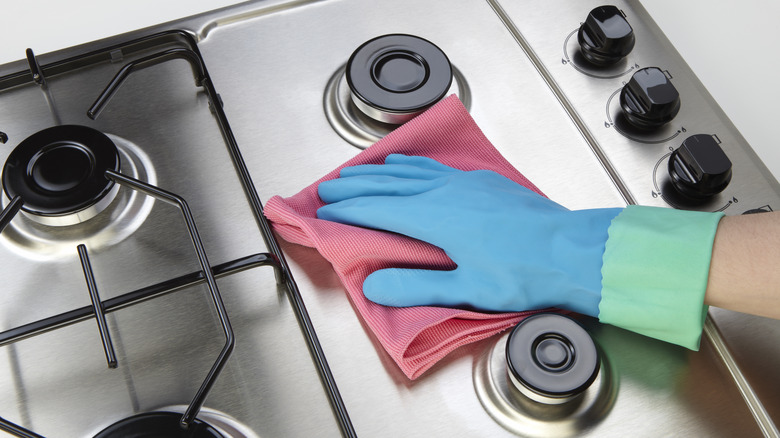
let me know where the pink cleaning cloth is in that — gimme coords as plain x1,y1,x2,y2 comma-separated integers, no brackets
264,95,546,379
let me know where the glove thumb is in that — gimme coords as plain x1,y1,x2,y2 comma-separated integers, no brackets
363,268,463,308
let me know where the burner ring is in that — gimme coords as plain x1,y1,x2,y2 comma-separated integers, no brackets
506,314,600,404
94,412,224,438
2,125,120,223
346,34,452,123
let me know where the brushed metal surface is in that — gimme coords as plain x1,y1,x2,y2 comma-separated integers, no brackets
498,0,780,213
0,0,777,436
0,33,340,436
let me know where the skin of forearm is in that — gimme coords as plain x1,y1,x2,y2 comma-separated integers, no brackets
705,212,780,319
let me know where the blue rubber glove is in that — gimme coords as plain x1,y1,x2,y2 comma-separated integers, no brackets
317,154,621,316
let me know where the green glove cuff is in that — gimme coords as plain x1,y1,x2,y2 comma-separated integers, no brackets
598,205,724,350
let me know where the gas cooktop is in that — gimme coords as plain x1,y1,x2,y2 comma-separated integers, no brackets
1,1,778,437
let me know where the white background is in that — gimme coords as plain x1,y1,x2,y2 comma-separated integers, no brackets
2,1,778,181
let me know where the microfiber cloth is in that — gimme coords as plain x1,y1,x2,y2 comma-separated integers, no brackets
264,95,545,379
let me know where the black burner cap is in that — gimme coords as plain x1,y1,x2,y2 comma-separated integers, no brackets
346,34,452,114
506,313,599,401
94,412,224,438
2,125,119,217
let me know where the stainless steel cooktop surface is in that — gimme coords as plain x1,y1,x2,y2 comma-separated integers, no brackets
0,1,777,437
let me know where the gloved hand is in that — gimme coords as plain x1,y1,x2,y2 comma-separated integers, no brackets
317,154,725,350
317,154,621,316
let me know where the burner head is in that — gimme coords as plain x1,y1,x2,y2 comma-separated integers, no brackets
2,125,120,226
505,313,600,405
94,412,224,438
346,34,452,124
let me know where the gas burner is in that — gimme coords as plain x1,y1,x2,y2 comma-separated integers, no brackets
94,412,224,438
346,34,452,124
93,408,260,438
0,132,156,260
324,34,471,149
473,315,617,437
2,125,120,226
505,314,600,405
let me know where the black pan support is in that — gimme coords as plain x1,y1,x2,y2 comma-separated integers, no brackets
0,418,45,438
0,30,356,438
0,169,237,432
26,48,46,85
105,170,235,429
78,244,118,369
25,49,61,126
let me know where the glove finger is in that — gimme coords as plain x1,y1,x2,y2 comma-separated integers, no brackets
339,163,452,180
384,154,462,173
363,268,468,308
318,174,442,204
317,194,442,243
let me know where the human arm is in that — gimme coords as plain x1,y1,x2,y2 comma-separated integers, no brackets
706,212,780,319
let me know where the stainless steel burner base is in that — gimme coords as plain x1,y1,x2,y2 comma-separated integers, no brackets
0,134,156,260
474,331,617,437
323,64,471,149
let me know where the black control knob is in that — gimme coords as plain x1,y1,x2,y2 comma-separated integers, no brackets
578,5,635,66
506,313,599,405
620,67,680,129
668,134,733,200
346,34,452,124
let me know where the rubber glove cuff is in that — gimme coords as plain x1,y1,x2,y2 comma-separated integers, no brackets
599,205,724,350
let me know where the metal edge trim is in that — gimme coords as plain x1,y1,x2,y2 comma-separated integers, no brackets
704,315,780,438
196,0,328,41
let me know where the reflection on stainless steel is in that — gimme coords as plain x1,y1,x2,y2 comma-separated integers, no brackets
0,0,779,436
